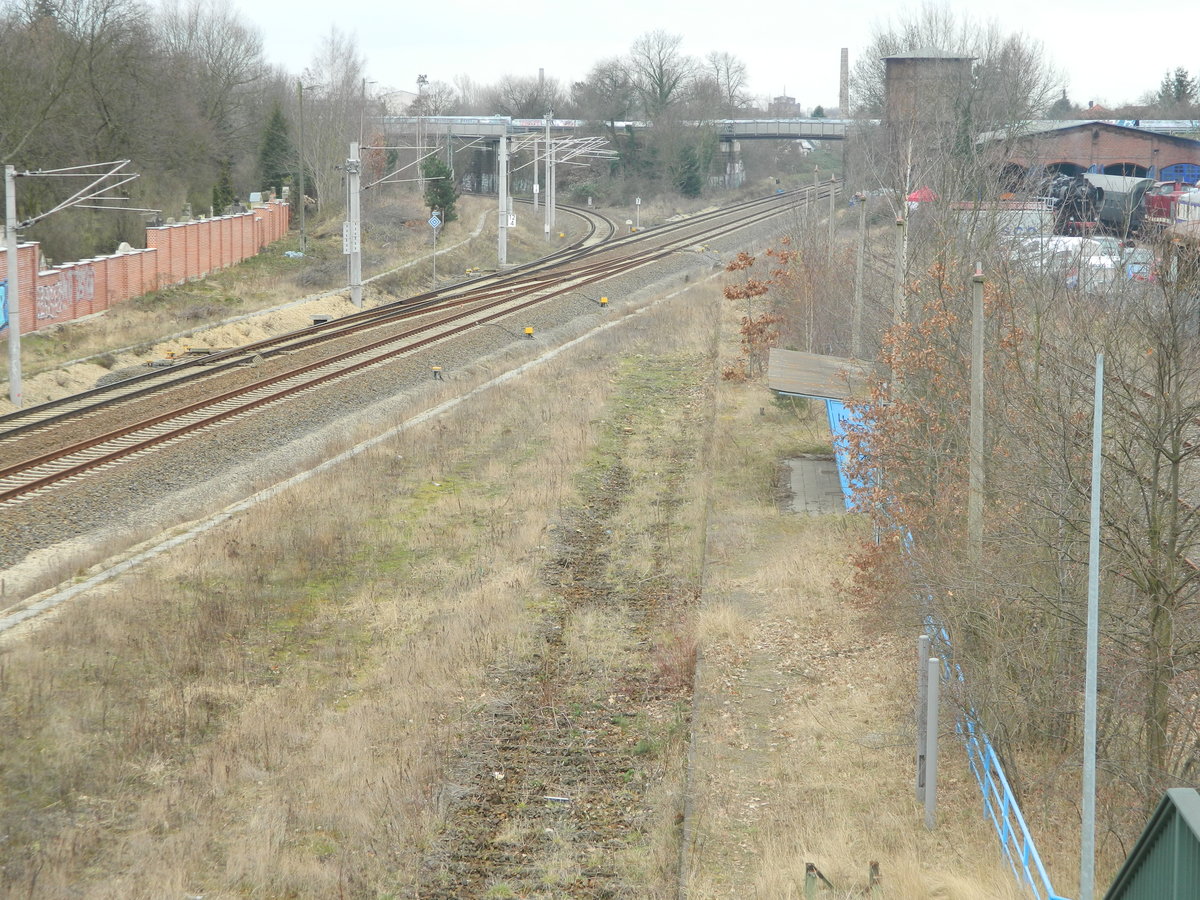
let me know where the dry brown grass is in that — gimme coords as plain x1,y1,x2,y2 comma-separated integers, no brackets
0,278,718,897
680,298,1035,899
0,246,1071,898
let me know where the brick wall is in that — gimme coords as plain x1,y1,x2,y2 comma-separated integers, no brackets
1008,123,1200,176
0,200,290,334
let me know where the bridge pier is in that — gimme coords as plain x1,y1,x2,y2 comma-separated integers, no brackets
721,141,745,188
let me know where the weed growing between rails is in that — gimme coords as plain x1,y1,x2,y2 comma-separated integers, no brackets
0,283,723,896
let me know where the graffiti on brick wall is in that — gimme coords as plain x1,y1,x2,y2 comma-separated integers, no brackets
37,266,96,321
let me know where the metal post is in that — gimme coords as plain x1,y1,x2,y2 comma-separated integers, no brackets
893,217,907,326
1081,352,1105,900
852,194,866,359
549,138,556,232
969,266,985,564
915,633,930,802
544,111,552,237
497,133,508,267
5,165,21,408
532,138,539,212
635,196,641,230
924,656,940,829
827,176,836,257
416,74,428,196
347,142,362,308
298,81,307,255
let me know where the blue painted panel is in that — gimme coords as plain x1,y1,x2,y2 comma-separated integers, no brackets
1160,163,1200,185
824,399,860,511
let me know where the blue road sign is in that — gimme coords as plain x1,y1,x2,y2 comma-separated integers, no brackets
428,215,441,229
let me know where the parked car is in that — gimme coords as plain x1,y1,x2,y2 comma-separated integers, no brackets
1009,236,1118,291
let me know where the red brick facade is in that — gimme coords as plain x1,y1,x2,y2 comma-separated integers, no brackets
1003,122,1200,178
2,201,289,333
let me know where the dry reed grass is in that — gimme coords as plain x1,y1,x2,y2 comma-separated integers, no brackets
0,277,718,897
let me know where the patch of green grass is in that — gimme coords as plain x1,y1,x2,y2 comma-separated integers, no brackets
631,737,658,757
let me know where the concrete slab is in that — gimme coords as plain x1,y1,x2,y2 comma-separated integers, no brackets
782,456,846,515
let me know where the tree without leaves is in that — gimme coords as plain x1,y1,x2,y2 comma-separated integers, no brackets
705,51,750,118
299,26,366,213
407,79,458,117
482,73,563,118
629,30,696,120
156,0,266,152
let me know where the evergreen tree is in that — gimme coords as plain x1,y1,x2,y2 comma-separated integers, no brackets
257,101,294,198
212,159,235,214
674,145,703,197
811,105,826,118
422,155,459,223
1047,89,1076,118
1157,67,1197,107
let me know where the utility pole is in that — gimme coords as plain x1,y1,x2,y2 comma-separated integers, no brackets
345,142,362,308
968,266,985,564
852,194,866,359
297,81,324,254
5,165,22,408
416,74,428,195
498,132,509,266
544,109,553,237
892,216,907,326
4,160,137,409
1081,352,1105,900
827,175,836,259
532,138,539,212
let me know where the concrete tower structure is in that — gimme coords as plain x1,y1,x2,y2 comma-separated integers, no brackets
883,49,974,174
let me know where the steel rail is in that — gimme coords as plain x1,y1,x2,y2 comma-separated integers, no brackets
0,186,825,503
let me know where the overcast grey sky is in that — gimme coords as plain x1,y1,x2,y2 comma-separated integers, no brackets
227,0,1181,112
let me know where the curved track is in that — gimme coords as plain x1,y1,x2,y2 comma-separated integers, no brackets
0,184,837,509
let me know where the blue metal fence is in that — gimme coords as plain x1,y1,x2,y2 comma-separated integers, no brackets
822,397,1069,900
925,623,1069,900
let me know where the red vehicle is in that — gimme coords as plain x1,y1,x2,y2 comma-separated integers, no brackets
1144,181,1194,228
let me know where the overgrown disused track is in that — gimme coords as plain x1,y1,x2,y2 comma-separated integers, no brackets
417,355,712,898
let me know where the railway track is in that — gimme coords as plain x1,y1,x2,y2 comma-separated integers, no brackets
0,185,834,510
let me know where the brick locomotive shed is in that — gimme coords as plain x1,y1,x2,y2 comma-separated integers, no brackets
986,120,1200,182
